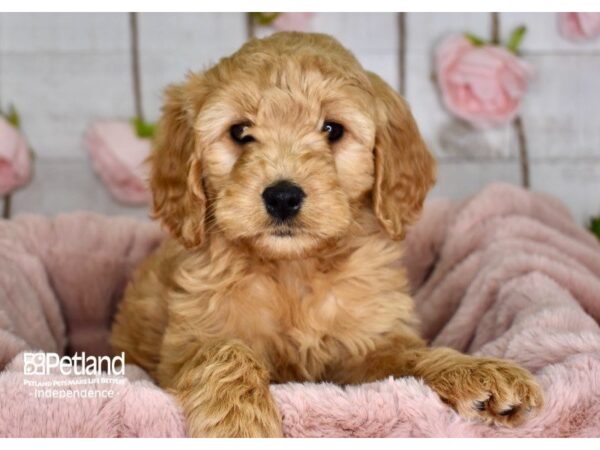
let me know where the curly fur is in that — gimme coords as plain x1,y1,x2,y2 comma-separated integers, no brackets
111,32,542,437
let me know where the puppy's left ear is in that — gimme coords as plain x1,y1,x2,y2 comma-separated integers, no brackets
150,80,207,248
368,72,437,240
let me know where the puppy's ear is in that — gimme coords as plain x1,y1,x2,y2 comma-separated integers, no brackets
368,72,436,240
150,82,206,248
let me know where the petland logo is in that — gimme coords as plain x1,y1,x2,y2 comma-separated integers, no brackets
23,352,126,376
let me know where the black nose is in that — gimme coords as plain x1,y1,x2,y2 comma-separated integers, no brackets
262,180,306,222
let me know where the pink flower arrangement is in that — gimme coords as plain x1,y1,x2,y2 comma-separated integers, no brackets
273,13,314,32
435,31,534,129
85,121,151,205
558,13,600,41
0,113,32,196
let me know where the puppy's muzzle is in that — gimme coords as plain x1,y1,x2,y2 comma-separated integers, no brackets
262,180,305,222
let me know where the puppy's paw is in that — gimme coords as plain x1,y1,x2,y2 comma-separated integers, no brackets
429,357,544,427
182,383,282,437
168,340,283,438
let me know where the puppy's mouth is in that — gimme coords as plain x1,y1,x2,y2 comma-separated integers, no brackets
272,229,294,238
269,224,299,238
251,225,323,259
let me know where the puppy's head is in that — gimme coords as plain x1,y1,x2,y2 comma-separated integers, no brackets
150,32,436,259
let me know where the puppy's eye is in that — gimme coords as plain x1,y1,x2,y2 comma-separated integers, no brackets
230,123,255,144
322,121,344,143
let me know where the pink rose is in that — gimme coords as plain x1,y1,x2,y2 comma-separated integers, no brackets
435,35,534,129
85,121,151,205
558,13,600,41
0,116,32,196
273,13,314,32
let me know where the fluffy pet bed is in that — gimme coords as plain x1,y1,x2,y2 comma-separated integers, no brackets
1,183,599,437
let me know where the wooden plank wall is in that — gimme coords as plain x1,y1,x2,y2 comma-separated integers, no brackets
1,13,598,224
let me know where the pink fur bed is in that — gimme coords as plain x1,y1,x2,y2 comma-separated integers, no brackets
1,183,599,437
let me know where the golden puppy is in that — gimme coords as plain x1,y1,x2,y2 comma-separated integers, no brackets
111,32,543,437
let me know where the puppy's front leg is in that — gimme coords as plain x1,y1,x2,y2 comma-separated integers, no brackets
399,346,543,426
337,336,543,427
159,339,282,438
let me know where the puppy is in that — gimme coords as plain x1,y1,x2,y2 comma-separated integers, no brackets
111,32,543,437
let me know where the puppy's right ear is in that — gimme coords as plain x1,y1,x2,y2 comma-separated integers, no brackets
150,83,206,248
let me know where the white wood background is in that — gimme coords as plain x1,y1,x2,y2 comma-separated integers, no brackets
0,13,598,224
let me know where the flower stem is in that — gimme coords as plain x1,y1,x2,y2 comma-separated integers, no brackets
514,116,530,188
2,194,11,219
398,12,406,95
491,12,500,45
489,12,530,189
129,12,144,123
246,13,256,40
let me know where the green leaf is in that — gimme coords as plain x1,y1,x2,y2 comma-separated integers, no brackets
464,32,486,47
589,215,600,241
507,26,527,54
131,117,156,139
250,12,281,26
5,104,21,129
